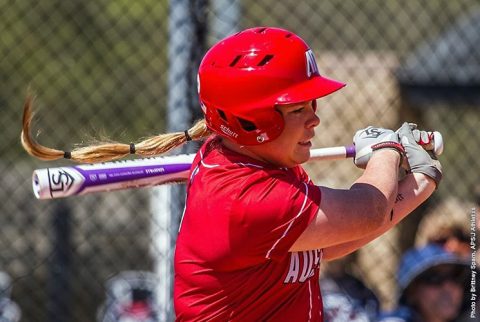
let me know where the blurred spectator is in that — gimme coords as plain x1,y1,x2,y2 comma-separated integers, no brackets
379,243,470,322
0,271,21,322
320,257,380,322
427,224,471,260
97,271,162,322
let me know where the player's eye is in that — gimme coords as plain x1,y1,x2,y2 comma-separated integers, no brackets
291,107,304,114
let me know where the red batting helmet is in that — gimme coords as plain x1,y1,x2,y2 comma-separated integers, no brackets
198,27,345,145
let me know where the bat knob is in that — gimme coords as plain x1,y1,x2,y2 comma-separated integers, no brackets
432,131,444,156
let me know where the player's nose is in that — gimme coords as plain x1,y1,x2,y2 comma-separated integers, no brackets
306,111,320,129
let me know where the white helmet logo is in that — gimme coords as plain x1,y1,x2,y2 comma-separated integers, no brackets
305,50,320,78
197,74,201,94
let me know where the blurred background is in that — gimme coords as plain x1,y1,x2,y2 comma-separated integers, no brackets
1,0,479,321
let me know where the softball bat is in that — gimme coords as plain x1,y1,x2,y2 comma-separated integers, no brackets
32,131,443,200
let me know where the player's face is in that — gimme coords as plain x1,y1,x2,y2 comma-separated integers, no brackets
247,100,320,168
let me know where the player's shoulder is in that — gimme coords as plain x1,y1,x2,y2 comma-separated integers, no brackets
194,137,312,192
200,137,297,174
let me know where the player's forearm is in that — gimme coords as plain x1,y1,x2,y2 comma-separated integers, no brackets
351,149,400,224
387,172,434,222
322,172,435,261
291,150,405,252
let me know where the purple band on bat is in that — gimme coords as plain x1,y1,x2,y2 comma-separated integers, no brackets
74,163,192,194
346,145,356,158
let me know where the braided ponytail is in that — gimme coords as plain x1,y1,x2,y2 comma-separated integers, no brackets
21,95,211,163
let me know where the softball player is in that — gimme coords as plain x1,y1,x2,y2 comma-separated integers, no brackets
173,27,441,321
21,27,442,322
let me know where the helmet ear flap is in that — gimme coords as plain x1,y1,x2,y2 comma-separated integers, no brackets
241,108,284,145
202,100,284,145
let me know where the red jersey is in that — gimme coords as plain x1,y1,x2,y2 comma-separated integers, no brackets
174,138,323,321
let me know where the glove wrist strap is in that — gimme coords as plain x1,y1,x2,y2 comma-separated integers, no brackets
371,141,406,167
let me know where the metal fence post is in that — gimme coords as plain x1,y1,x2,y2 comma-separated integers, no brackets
150,1,207,320
48,200,72,322
211,0,240,41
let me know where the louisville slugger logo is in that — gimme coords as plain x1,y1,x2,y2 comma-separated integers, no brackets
362,128,384,138
48,169,75,193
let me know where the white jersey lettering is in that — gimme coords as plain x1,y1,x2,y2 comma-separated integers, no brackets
284,249,321,284
284,252,300,283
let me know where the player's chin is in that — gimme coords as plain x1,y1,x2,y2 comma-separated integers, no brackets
294,145,311,164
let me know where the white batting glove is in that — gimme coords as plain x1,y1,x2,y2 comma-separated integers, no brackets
397,122,442,187
353,126,406,169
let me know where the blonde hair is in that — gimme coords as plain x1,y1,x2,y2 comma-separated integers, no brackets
21,95,212,163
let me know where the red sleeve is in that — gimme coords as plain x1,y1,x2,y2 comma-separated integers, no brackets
228,168,321,264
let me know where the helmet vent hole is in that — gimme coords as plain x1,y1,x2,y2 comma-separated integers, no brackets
257,55,274,66
217,109,227,121
238,118,257,132
229,55,242,67
285,33,292,38
255,27,267,34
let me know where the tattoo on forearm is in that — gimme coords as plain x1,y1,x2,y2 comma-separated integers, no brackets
395,193,404,203
390,194,405,221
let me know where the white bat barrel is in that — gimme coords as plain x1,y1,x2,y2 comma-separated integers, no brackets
32,170,47,199
32,155,195,200
33,167,86,199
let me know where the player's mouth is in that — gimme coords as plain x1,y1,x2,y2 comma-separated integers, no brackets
298,140,311,147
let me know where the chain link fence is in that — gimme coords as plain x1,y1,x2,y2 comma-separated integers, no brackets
1,0,479,321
